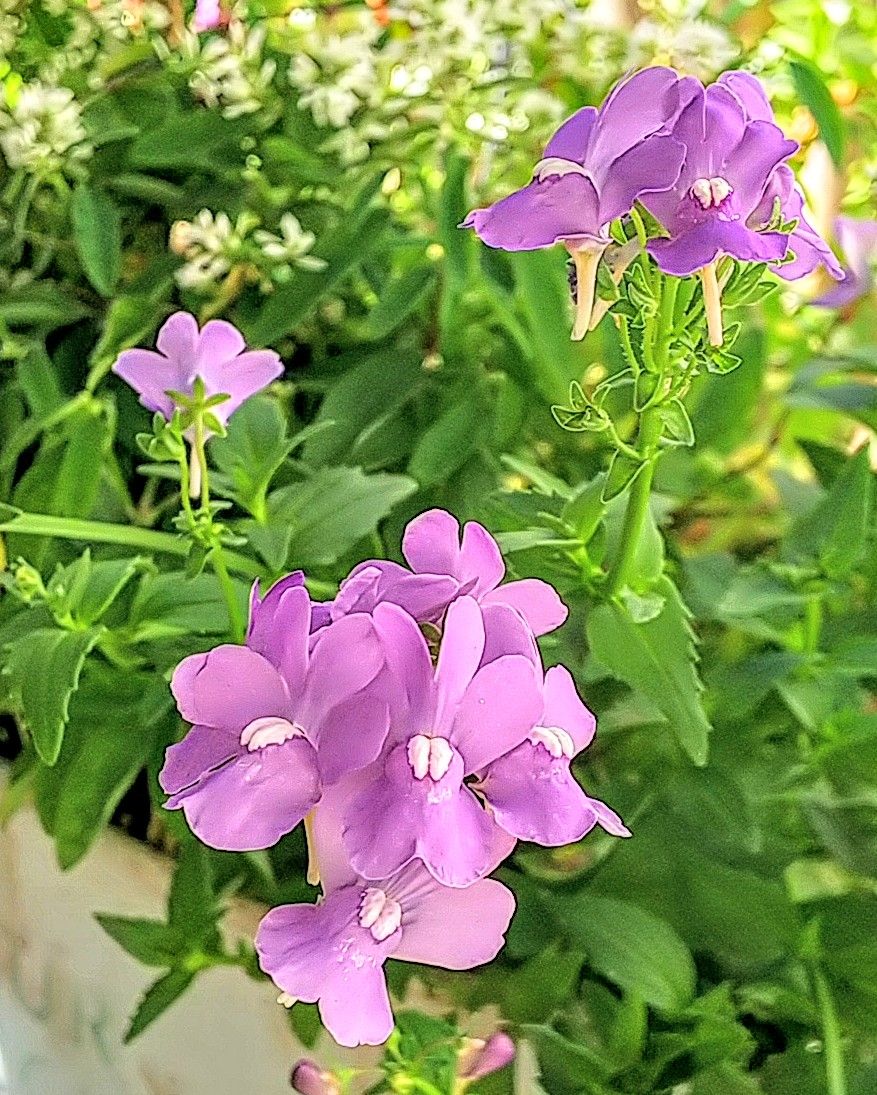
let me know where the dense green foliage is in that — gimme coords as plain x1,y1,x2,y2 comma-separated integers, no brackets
1,1,876,1092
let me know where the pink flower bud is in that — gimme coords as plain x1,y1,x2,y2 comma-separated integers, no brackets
459,1032,516,1080
290,1060,340,1095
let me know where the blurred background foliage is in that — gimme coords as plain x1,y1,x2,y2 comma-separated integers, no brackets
0,0,876,1092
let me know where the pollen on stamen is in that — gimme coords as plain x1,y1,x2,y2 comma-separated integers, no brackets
407,734,454,780
691,176,733,209
240,716,304,752
358,888,402,941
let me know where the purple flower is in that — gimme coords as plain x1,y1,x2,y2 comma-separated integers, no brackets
290,1061,339,1095
476,666,630,846
113,311,282,428
814,216,874,308
159,575,388,851
458,1033,516,1081
256,856,515,1048
193,0,224,32
342,597,542,887
643,79,797,278
334,508,568,637
462,67,691,338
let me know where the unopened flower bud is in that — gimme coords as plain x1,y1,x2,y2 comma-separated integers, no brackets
14,561,45,601
169,221,194,255
290,1059,340,1095
458,1032,516,1081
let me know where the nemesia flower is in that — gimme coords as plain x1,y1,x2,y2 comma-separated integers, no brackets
256,803,515,1047
113,311,282,427
643,74,797,345
159,574,388,850
342,597,542,887
462,67,691,338
334,508,568,636
476,665,630,846
814,216,874,308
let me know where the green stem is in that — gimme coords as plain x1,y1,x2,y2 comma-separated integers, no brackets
211,544,246,643
804,594,823,654
193,415,211,515
604,407,662,597
812,965,847,1095
655,277,678,370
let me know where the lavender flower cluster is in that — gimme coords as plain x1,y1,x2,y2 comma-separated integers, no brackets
161,509,629,1047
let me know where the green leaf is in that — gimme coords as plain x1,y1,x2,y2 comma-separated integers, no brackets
126,571,235,641
70,184,123,297
658,398,695,446
250,467,416,570
70,555,149,626
129,110,251,172
168,843,221,948
602,451,645,503
211,396,292,518
0,281,88,330
3,626,103,764
588,575,711,764
96,916,181,966
790,59,845,167
362,261,436,342
557,895,696,1012
125,966,195,1042
408,399,484,487
785,447,873,579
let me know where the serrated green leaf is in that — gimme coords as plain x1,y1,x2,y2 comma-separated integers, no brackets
558,895,696,1012
124,966,195,1042
70,185,123,297
588,576,711,764
211,396,292,519
96,916,181,966
3,626,103,764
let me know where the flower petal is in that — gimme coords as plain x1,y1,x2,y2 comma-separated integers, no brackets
719,71,775,124
247,580,311,693
434,596,485,734
302,612,384,719
542,665,596,753
721,121,797,217
156,311,199,362
203,349,283,422
372,603,434,727
479,603,541,669
648,220,788,277
543,105,598,163
597,134,685,224
170,645,292,731
463,175,602,251
159,723,239,796
452,654,542,773
589,67,687,167
170,737,321,850
459,521,505,596
482,578,568,637
393,876,515,969
402,508,462,575
195,318,246,367
112,349,181,418
316,692,391,785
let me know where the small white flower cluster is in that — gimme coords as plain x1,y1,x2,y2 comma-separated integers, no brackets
0,82,92,174
185,21,277,118
0,0,22,59
87,0,170,42
628,16,738,80
290,28,381,129
170,208,324,294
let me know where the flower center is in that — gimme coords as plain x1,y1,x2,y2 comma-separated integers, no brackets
529,725,575,759
532,156,591,183
690,176,733,210
358,888,402,942
239,716,304,752
407,734,454,781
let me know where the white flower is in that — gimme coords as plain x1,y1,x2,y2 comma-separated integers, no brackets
171,209,247,292
254,214,326,271
0,82,92,173
188,21,277,117
628,16,737,80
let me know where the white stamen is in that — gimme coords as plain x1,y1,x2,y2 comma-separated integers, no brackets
277,992,296,1008
358,888,402,942
529,725,575,759
533,156,591,183
691,176,733,209
240,716,304,752
407,734,454,781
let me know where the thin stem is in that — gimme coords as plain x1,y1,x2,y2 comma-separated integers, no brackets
604,407,662,597
803,594,823,654
655,277,678,370
629,205,648,249
616,315,641,376
193,416,211,514
700,262,724,347
211,545,246,643
812,965,847,1095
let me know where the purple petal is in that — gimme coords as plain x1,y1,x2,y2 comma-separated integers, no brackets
543,106,598,163
479,603,541,669
765,186,845,283
648,220,789,277
256,887,396,1048
169,736,321,850
402,509,462,575
589,67,688,167
372,602,434,725
480,740,601,845
393,876,515,969
722,121,797,216
589,796,632,838
464,175,603,251
451,654,542,773
335,561,458,623
301,612,384,721
159,722,239,796
316,692,390,785
112,349,182,419
542,665,596,753
597,134,685,224
719,71,775,124
195,318,246,367
703,83,749,172
309,776,361,893
247,580,311,693
434,597,485,734
459,521,505,596
344,746,500,887
203,349,283,424
170,645,292,731
482,578,568,637
156,311,199,362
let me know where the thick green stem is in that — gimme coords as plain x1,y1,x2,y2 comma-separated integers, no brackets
812,965,847,1095
605,408,662,597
